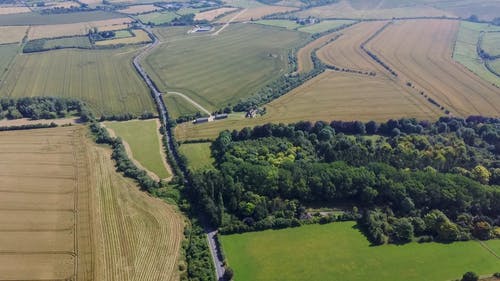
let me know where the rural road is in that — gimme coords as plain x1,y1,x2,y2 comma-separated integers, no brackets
133,25,226,281
213,8,247,36
167,92,212,116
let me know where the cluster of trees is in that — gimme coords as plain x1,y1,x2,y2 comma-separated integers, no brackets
0,97,91,121
98,111,155,121
0,122,58,132
186,117,500,243
180,224,215,281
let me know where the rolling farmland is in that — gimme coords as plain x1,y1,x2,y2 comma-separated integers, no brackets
195,7,239,21
0,44,18,79
216,6,298,23
366,19,500,117
0,26,28,44
163,93,202,119
118,4,160,14
297,20,357,34
221,221,500,281
95,29,151,46
0,126,184,280
296,30,343,73
0,11,124,26
143,23,308,111
0,47,155,115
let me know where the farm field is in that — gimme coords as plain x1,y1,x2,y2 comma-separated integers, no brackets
221,221,500,281
296,30,343,73
297,20,357,34
216,6,298,23
0,11,124,26
255,19,301,30
95,29,151,45
0,6,31,14
104,119,171,180
366,19,500,117
316,20,388,74
28,18,133,39
0,126,184,280
174,71,441,141
0,44,18,79
195,7,239,21
40,36,93,49
490,59,500,74
453,21,500,87
136,11,178,25
0,26,28,44
222,0,265,8
0,47,155,115
118,4,160,14
482,32,500,57
163,93,202,119
179,142,214,170
143,23,308,111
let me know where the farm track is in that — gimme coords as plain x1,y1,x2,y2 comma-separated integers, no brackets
366,19,500,117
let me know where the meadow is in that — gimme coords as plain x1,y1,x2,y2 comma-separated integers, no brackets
39,36,92,49
195,7,239,21
0,44,18,79
104,119,171,179
0,11,123,25
179,142,214,170
297,19,357,34
118,4,160,14
366,19,500,117
95,29,151,46
453,21,500,87
143,23,308,111
163,93,202,119
216,5,298,23
136,11,178,25
482,32,500,57
221,221,500,281
255,19,301,30
0,47,155,115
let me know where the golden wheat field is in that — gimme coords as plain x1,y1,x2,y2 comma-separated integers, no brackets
0,126,184,280
0,26,28,44
297,30,342,73
28,18,133,39
366,19,500,117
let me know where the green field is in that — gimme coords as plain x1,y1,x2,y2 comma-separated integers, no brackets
488,59,500,75
105,119,171,179
136,11,178,25
175,7,200,15
43,36,92,49
164,94,202,119
221,222,500,281
0,47,155,115
223,0,265,8
255,20,301,30
482,32,500,57
453,21,500,87
179,142,214,170
0,11,123,25
0,44,18,80
297,20,357,34
143,23,309,111
113,29,134,39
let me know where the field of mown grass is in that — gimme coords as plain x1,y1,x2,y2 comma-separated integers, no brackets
0,11,124,25
164,93,202,119
0,47,155,115
179,142,214,170
367,19,500,117
297,20,356,34
221,221,500,281
453,21,500,87
104,119,171,179
143,23,308,112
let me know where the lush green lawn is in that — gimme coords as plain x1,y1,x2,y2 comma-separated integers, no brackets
221,222,500,281
136,11,178,25
143,23,308,111
105,119,170,179
297,20,356,34
179,142,214,170
0,46,154,115
255,20,301,30
453,21,500,87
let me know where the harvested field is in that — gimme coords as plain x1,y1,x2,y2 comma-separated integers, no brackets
95,29,151,45
298,20,356,34
0,117,79,126
28,18,133,39
118,4,160,14
0,126,184,280
0,26,28,44
216,6,298,22
296,28,346,73
366,19,500,117
79,0,102,5
222,0,265,8
0,11,124,26
0,47,155,115
0,6,31,14
317,21,388,75
144,23,308,111
195,7,239,21
175,71,441,141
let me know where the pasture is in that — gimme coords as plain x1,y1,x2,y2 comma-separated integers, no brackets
118,4,160,14
0,44,18,78
0,11,123,26
366,19,500,117
453,21,500,87
104,119,171,180
164,93,202,119
143,23,308,111
195,7,239,21
482,32,500,57
28,18,133,39
255,19,301,30
221,221,500,281
0,26,28,44
136,11,178,25
216,6,299,23
179,142,214,170
95,29,151,45
0,47,155,116
297,20,356,34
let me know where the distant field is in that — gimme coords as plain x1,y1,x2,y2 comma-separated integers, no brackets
297,20,356,34
136,11,178,25
163,93,202,119
39,36,92,49
453,21,500,87
222,0,265,8
195,7,239,21
174,71,440,141
118,4,160,14
28,17,133,39
144,23,308,111
179,142,214,170
0,6,31,15
482,32,500,57
0,26,28,44
367,19,500,117
0,44,18,79
95,29,151,46
221,222,500,281
0,47,155,116
296,30,342,73
255,19,301,30
0,11,124,26
317,21,388,74
216,6,298,22
489,59,500,74
176,7,200,15
105,119,171,179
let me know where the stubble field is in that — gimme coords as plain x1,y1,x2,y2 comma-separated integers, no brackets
0,26,29,44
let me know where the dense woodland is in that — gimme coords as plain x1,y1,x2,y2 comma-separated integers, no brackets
187,117,500,244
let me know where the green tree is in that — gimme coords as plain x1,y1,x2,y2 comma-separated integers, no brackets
391,218,414,243
471,165,491,184
461,271,478,281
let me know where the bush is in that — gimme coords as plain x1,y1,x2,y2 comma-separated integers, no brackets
461,271,479,281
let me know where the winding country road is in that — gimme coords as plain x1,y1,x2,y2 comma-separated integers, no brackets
132,25,225,281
